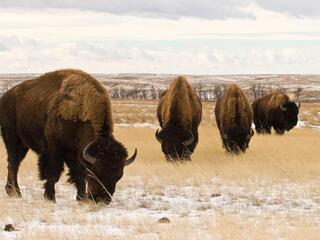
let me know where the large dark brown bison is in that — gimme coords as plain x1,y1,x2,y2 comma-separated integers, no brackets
252,92,300,134
215,84,254,153
155,76,202,161
0,69,137,203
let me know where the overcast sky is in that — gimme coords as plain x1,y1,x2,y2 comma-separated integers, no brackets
0,0,319,74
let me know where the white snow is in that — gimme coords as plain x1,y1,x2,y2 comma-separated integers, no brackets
115,123,158,129
296,120,306,128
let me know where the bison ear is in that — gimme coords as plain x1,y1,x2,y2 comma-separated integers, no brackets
83,141,97,165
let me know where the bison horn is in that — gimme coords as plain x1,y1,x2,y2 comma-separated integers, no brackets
183,131,194,146
83,141,97,165
125,148,137,166
298,102,301,109
247,128,254,139
279,103,287,111
155,129,162,143
221,130,227,140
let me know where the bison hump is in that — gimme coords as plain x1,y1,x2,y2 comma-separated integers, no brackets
48,74,113,135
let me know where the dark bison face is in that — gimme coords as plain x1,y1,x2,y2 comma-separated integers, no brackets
83,137,137,204
221,126,254,154
279,102,300,131
155,127,194,161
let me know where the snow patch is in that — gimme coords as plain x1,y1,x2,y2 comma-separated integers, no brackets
296,120,306,128
115,123,158,129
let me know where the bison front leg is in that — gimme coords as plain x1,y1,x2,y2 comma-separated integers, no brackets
275,128,285,135
43,179,57,201
38,151,64,202
65,157,87,201
255,121,271,134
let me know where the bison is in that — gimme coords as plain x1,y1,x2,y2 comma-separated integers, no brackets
155,76,202,161
0,69,137,203
252,92,300,134
215,84,254,153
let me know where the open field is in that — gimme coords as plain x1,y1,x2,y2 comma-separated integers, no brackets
112,100,320,127
0,100,319,240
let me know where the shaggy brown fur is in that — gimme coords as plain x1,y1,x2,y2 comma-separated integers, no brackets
0,69,136,203
252,92,299,134
48,70,113,136
215,84,253,153
156,76,202,160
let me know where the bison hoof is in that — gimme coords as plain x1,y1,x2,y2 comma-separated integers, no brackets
76,194,89,202
5,184,22,198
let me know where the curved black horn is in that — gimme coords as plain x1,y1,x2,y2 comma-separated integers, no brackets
279,103,287,111
183,131,194,146
298,102,301,109
155,129,162,143
247,128,254,139
83,141,97,165
221,129,228,140
125,148,137,166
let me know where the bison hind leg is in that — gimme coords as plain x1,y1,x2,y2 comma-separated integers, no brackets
1,129,29,198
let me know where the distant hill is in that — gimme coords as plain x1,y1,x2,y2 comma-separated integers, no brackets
1,73,319,102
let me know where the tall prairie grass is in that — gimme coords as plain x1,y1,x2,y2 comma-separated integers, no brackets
0,100,319,239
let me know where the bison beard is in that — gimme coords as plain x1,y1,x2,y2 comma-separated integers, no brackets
0,69,137,203
221,126,254,153
155,127,195,161
156,76,202,161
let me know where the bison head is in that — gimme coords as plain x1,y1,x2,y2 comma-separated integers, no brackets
82,136,137,204
221,126,254,154
279,102,300,131
155,127,194,161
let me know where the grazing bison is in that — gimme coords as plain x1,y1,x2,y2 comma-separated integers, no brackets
155,76,202,161
0,69,137,203
215,84,254,153
252,92,300,134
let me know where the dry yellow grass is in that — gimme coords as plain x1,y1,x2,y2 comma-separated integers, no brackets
0,100,319,239
113,100,320,127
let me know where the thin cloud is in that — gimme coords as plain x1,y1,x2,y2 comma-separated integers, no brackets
1,0,320,19
0,38,319,74
0,0,254,19
256,0,320,17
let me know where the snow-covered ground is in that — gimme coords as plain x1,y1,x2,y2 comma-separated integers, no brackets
115,123,158,129
0,175,319,239
0,126,319,239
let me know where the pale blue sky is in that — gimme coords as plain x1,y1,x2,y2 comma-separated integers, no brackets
0,1,319,74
